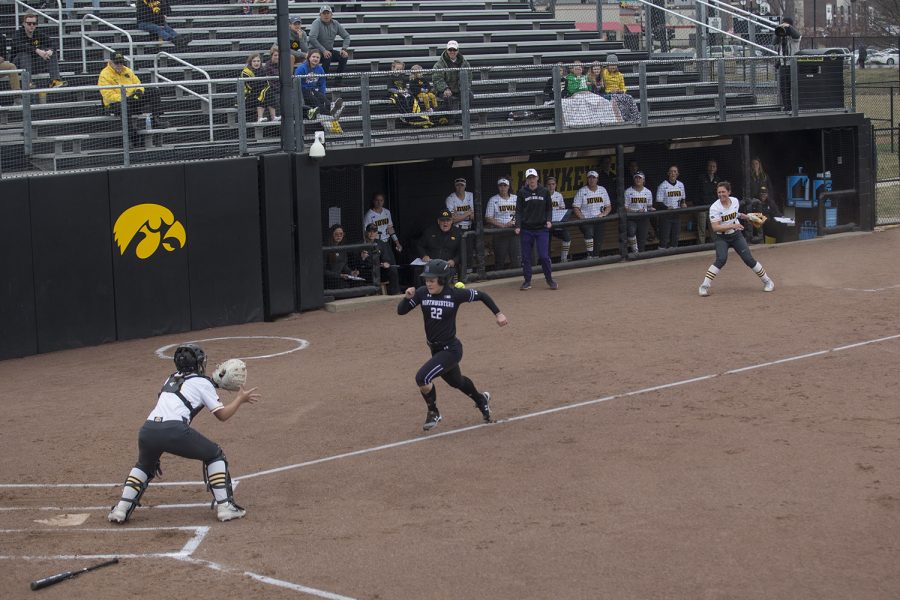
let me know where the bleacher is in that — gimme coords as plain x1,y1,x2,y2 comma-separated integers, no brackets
0,0,772,174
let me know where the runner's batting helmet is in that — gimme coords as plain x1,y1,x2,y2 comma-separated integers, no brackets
174,343,208,375
420,258,453,284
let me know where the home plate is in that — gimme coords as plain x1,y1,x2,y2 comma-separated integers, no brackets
34,514,90,527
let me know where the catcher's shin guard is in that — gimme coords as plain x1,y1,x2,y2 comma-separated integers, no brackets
109,467,152,523
204,456,238,507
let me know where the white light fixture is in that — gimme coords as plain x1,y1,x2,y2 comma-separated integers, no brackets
309,131,326,159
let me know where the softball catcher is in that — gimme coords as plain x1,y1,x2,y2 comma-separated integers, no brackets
107,344,260,524
398,259,508,431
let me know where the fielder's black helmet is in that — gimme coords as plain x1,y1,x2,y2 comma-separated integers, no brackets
174,343,207,375
420,258,453,282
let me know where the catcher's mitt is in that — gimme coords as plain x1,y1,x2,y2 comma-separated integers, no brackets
746,212,767,226
212,358,247,391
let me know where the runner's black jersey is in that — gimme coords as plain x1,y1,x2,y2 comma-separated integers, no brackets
398,286,500,346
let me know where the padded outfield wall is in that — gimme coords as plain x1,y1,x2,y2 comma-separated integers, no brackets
0,113,874,360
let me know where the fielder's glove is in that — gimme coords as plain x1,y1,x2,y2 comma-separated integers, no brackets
746,212,767,226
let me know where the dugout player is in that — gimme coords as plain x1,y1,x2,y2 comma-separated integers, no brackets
548,177,572,263
398,259,508,431
655,165,687,249
107,344,260,524
698,181,775,296
573,170,612,258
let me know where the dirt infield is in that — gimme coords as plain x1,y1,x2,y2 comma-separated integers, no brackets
2,229,899,600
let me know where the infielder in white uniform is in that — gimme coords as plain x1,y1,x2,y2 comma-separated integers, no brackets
623,170,655,254
547,176,572,262
446,177,475,270
484,177,520,270
363,193,402,255
572,170,612,258
107,344,260,524
699,181,775,296
656,165,686,249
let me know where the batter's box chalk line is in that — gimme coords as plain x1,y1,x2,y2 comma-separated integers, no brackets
155,336,310,361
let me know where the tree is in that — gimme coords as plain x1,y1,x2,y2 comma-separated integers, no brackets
862,0,900,36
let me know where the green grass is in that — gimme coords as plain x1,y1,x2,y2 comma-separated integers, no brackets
877,183,900,225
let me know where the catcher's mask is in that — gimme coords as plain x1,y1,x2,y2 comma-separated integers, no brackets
420,258,453,285
174,343,208,375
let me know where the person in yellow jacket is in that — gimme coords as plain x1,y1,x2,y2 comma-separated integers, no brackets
98,52,166,146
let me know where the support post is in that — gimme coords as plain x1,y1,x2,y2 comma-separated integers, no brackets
276,0,295,153
473,155,486,278
717,58,726,121
120,86,130,167
237,81,247,155
361,73,371,147
639,62,648,127
552,64,563,131
790,56,799,117
460,68,471,139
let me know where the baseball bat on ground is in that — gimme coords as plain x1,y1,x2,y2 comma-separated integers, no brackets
30,558,119,591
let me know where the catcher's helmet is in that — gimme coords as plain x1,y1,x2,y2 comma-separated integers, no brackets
174,343,207,375
420,258,453,283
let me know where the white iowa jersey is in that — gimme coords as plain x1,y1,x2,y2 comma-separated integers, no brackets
363,208,394,242
573,185,610,218
550,191,567,222
485,194,517,225
656,179,686,209
446,192,474,229
624,186,653,212
708,196,741,233
147,375,223,422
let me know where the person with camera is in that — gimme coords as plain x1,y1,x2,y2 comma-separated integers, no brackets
98,53,166,147
774,16,801,57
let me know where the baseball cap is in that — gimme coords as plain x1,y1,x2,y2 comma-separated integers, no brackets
365,223,378,232
759,186,768,194
454,177,466,185
438,209,453,220
587,170,599,178
319,5,332,14
545,176,557,183
497,178,510,186
525,168,538,178
446,40,459,50
289,15,302,23
111,52,126,65
633,171,645,180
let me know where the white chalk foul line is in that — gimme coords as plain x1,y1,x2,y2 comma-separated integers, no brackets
4,332,900,492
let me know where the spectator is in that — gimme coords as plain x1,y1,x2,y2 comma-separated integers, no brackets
11,12,66,88
309,5,350,77
601,55,640,123
543,65,567,103
288,16,308,70
695,159,720,244
388,59,432,128
1,32,22,97
857,44,867,69
623,171,655,254
587,61,605,94
409,64,437,112
747,157,773,202
136,0,186,50
596,155,618,209
241,53,278,123
655,165,687,249
261,45,281,97
565,60,591,95
484,177,520,270
547,176,573,262
295,48,343,121
358,223,401,295
65,0,99,19
515,168,557,290
573,170,612,258
560,62,620,126
773,17,801,58
324,224,363,289
746,185,782,242
98,52,165,147
363,192,403,256
432,40,472,125
417,210,462,270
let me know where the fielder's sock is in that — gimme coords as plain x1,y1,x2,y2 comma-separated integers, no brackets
421,385,437,410
628,236,638,253
702,264,720,287
560,241,570,261
584,239,594,256
206,460,231,503
458,376,481,402
752,261,767,279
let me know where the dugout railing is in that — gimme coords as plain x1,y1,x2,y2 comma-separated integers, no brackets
321,241,383,300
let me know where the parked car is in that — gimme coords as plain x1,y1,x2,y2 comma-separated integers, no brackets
868,49,898,65
708,45,738,58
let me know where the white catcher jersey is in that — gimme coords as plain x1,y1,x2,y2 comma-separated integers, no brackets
708,196,741,234
445,192,474,230
656,179,686,209
573,185,611,219
624,186,653,212
147,376,223,422
550,191,567,222
485,194,517,226
363,207,394,242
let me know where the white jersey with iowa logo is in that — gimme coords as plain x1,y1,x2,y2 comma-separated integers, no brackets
572,185,610,219
550,191,567,222
656,179,686,209
445,192,474,230
708,196,741,234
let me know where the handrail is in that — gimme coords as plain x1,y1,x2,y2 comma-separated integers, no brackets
14,0,65,61
153,52,214,141
81,14,134,73
703,0,777,31
634,0,777,56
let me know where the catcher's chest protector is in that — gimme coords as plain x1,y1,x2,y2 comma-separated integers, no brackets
160,374,208,424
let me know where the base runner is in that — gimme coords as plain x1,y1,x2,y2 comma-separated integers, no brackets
398,259,508,431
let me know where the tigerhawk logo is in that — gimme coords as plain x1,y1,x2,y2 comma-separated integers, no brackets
113,203,186,259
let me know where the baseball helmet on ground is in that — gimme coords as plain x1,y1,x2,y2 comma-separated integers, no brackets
420,258,453,282
174,343,208,375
